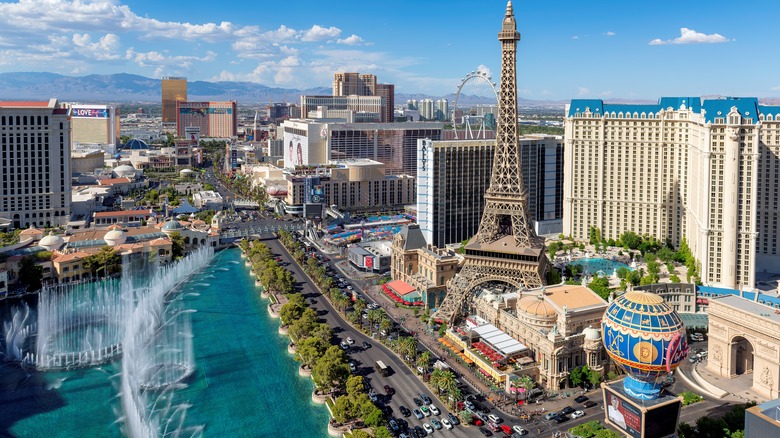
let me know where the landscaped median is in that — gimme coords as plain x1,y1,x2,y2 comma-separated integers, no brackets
242,234,396,438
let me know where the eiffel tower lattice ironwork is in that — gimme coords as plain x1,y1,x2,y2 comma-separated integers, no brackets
432,1,548,324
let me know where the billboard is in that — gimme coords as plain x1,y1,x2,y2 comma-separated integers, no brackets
72,107,108,118
185,127,200,144
364,255,374,269
179,107,233,115
643,397,682,438
604,388,642,438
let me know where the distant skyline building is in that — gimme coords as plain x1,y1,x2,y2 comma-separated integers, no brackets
417,134,563,247
281,119,444,176
161,76,187,124
67,104,120,146
564,96,780,290
299,95,382,123
435,99,449,121
176,101,237,138
331,72,394,122
0,99,71,230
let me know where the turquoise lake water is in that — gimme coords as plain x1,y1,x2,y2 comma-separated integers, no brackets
0,247,329,437
568,257,632,276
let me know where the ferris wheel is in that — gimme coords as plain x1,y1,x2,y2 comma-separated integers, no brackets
452,68,499,140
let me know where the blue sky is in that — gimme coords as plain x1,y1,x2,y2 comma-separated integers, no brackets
0,0,778,100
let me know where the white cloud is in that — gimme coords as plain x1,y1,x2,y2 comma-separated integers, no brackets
649,28,730,45
337,34,366,46
578,87,590,96
604,31,615,37
771,85,780,91
571,35,579,40
125,48,217,70
301,25,341,42
475,64,494,81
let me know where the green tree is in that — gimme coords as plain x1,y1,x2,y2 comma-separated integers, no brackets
169,231,185,259
331,395,355,423
82,246,122,278
627,269,643,286
458,410,473,424
294,336,327,368
312,345,350,393
670,274,681,283
620,231,642,250
373,426,392,438
364,408,386,428
616,267,631,280
351,431,371,438
588,276,611,301
569,366,584,387
19,256,43,292
548,241,560,260
279,294,306,324
346,375,365,397
416,351,431,373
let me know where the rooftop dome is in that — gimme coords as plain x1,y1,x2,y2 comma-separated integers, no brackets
39,231,65,250
114,164,136,177
104,227,127,246
517,293,557,318
20,226,43,236
162,220,184,231
582,326,601,341
124,138,149,150
180,168,195,174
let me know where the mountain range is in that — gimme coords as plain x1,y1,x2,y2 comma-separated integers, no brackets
0,72,557,107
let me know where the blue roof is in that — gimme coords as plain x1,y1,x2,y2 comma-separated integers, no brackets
171,200,198,214
697,285,780,308
569,96,764,123
758,105,780,119
701,97,759,124
124,138,149,150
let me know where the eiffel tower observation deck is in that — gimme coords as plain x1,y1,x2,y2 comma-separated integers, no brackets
433,1,548,324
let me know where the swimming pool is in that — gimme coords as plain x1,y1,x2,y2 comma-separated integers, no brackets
568,257,632,276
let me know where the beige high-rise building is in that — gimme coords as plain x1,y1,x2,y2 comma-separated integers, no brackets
332,72,394,123
564,97,780,290
0,99,71,230
162,77,187,124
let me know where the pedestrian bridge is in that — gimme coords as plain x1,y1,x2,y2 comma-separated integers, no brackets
219,223,304,243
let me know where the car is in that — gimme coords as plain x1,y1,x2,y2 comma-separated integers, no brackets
554,415,570,424
339,341,349,350
571,410,585,419
465,401,476,411
423,423,434,434
487,422,500,432
689,355,699,363
349,362,357,372
420,394,432,405
362,341,371,349
429,405,440,416
347,285,353,290
399,405,411,417
413,409,424,420
399,434,409,438
347,337,355,345
417,365,426,374
431,418,443,430
574,395,589,403
479,426,493,436
413,397,424,407
447,413,460,425
441,418,453,429
420,406,431,417
544,412,558,421
414,425,427,437
487,414,502,424
369,391,378,403
560,406,576,416
583,400,598,408
389,419,400,432
476,412,488,423
512,425,527,435
384,385,395,395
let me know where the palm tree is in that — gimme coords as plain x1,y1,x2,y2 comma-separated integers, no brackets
353,299,367,327
430,369,445,394
518,375,536,401
417,351,432,373
437,370,459,397
399,336,418,362
366,309,381,330
379,316,393,338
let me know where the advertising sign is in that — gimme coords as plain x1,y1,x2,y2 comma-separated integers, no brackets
643,398,682,438
179,108,233,115
604,388,642,438
72,107,108,118
364,256,373,269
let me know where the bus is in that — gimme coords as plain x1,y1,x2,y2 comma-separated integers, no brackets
376,360,389,376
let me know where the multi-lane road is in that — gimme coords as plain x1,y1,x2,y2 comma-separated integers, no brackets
265,238,481,437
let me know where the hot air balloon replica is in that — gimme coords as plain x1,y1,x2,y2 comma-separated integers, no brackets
601,289,689,437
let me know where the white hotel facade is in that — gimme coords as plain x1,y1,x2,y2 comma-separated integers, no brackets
564,97,780,290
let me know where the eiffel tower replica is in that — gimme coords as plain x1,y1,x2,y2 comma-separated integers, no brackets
433,1,548,324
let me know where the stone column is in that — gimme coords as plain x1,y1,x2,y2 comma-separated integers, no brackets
721,127,740,288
